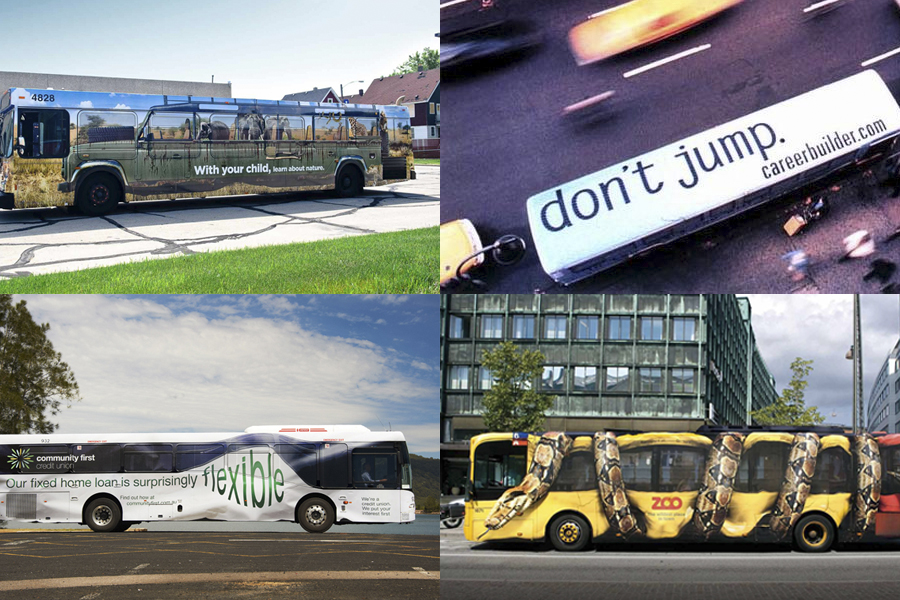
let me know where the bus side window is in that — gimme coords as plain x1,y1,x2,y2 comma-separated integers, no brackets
275,444,317,487
72,444,123,473
550,450,597,492
810,447,852,495
175,443,225,471
124,444,173,472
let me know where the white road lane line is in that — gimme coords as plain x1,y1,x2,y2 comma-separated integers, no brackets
128,563,150,575
623,44,712,79
862,46,900,67
803,0,842,13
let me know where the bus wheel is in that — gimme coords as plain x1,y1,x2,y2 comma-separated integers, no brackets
85,498,122,532
298,497,335,533
794,514,834,552
549,514,591,551
442,518,463,529
335,166,362,197
76,173,122,216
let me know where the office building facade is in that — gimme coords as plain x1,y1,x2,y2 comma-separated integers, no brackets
440,294,778,443
868,338,900,433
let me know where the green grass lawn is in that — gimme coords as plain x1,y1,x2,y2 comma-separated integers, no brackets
0,227,438,293
415,158,440,166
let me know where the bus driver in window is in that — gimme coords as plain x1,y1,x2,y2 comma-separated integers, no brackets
362,460,387,487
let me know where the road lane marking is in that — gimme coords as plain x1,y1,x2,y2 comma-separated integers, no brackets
0,570,441,591
803,0,842,13
2,540,32,546
623,44,711,79
228,539,377,543
862,47,900,67
128,563,150,574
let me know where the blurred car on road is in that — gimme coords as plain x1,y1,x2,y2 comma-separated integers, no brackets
568,0,743,65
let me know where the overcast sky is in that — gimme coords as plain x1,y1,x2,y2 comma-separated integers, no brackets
10,0,437,100
744,294,900,428
12,295,438,458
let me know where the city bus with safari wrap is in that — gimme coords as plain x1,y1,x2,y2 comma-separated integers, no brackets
0,425,415,532
526,70,900,285
464,426,898,552
0,86,414,215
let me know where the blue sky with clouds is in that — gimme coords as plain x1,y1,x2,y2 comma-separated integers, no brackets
10,0,438,100
14,294,439,458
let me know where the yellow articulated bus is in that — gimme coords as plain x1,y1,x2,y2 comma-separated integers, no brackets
465,426,888,552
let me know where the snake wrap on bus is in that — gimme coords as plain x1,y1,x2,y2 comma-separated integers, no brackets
474,429,884,551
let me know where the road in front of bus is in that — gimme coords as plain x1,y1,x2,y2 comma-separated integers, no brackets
0,165,438,278
441,525,900,599
443,0,900,292
0,528,439,599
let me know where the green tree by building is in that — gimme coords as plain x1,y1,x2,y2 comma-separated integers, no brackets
751,357,824,426
392,48,439,75
480,341,553,432
0,295,80,434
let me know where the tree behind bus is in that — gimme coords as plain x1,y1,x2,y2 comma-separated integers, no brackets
481,341,553,432
751,357,824,426
0,295,79,434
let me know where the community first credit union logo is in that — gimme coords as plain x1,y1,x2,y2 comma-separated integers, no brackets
7,448,33,470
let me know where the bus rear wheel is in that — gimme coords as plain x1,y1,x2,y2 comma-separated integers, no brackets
76,173,122,216
549,514,591,551
85,498,122,532
793,514,834,552
335,166,362,197
298,497,335,533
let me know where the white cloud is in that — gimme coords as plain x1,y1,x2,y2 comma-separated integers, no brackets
360,295,409,305
113,103,131,110
410,361,431,371
18,296,437,450
79,100,93,108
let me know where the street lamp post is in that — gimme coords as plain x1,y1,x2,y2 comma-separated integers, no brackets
340,80,365,101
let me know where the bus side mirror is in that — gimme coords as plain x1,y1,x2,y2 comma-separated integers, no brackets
15,136,24,155
465,479,474,500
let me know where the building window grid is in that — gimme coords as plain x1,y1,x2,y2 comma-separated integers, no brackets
442,295,772,431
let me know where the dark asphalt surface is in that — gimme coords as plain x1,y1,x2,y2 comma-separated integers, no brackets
441,524,900,599
441,0,900,292
0,530,439,599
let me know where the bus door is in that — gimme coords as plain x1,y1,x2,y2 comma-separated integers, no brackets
313,111,344,179
138,111,195,189
467,438,529,541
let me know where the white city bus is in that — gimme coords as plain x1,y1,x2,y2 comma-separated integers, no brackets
0,425,415,532
526,69,900,284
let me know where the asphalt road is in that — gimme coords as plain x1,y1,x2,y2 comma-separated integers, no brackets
0,165,438,278
441,0,900,292
0,530,439,599
441,525,900,599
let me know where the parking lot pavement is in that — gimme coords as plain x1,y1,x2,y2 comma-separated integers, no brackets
0,530,439,599
0,165,438,278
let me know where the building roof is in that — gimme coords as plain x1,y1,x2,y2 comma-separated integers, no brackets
348,68,439,106
281,87,338,103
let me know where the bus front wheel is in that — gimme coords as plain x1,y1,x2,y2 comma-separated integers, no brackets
298,497,335,533
85,498,122,533
335,166,362,197
793,514,834,552
549,513,591,551
76,173,122,216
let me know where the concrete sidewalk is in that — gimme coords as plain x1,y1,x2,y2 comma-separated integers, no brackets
0,165,438,278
